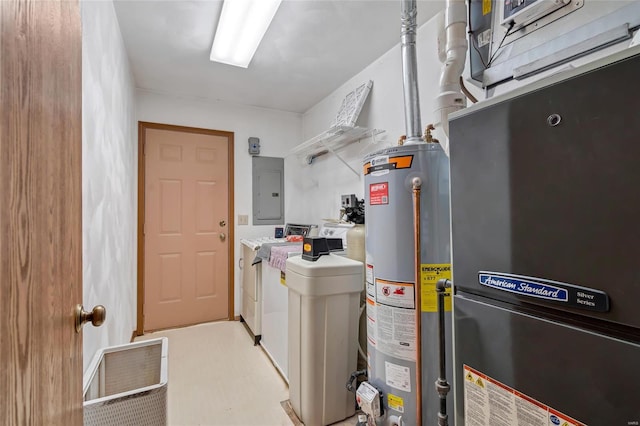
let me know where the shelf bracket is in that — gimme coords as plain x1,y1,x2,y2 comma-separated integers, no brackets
325,144,360,177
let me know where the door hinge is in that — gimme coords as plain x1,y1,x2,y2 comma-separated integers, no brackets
142,140,146,156
143,223,146,235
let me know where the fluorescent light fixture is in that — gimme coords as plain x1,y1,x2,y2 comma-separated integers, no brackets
210,0,282,68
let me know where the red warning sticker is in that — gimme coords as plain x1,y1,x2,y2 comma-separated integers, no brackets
370,182,389,205
376,279,415,309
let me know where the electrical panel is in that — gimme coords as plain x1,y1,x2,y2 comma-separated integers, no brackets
252,156,284,225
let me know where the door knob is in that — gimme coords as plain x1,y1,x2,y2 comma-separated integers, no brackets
75,304,106,333
219,232,226,242
219,220,226,227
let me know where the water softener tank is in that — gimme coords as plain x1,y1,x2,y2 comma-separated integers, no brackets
363,142,453,425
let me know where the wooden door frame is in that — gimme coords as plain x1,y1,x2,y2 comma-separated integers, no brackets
136,121,235,335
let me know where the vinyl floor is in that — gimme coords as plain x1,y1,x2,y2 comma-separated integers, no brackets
137,321,358,426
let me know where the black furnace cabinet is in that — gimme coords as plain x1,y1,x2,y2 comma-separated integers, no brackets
449,47,640,426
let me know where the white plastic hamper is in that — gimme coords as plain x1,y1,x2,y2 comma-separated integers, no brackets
83,338,168,426
287,254,363,426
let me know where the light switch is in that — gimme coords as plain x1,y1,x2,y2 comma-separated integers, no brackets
238,214,249,225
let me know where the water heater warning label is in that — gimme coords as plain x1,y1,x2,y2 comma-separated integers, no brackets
376,279,415,309
387,393,405,413
366,297,377,348
463,365,587,426
369,182,389,205
366,264,375,297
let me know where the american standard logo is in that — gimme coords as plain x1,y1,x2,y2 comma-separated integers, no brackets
479,274,569,302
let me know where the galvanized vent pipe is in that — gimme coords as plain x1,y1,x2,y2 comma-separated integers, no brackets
401,0,423,144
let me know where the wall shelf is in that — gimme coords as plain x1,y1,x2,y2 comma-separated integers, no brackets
290,126,384,177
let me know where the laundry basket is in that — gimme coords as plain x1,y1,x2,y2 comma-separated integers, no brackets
83,338,168,426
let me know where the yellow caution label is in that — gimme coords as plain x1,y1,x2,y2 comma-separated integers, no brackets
280,271,286,286
387,394,404,413
483,0,492,15
562,423,569,426
466,373,474,382
421,264,452,312
476,377,485,388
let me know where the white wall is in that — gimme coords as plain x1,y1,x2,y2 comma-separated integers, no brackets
295,12,449,223
81,0,138,372
136,91,303,316
297,4,638,224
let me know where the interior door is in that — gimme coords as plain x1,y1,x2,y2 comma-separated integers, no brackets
0,0,83,424
140,123,234,331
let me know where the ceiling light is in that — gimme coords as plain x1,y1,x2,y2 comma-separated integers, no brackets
210,0,282,68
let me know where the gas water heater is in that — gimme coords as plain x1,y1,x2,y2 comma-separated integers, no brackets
362,142,453,425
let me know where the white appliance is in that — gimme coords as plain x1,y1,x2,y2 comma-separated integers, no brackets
287,254,363,426
317,222,353,247
240,237,282,344
260,223,352,381
252,224,315,379
261,257,292,381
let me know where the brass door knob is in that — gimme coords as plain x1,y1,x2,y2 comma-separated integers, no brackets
75,304,106,333
219,232,226,242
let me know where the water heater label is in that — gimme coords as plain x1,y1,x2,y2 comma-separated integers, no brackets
366,264,375,297
375,302,416,361
363,155,414,176
369,182,389,205
421,263,452,312
478,272,610,312
387,393,405,413
366,296,377,348
385,362,411,393
366,280,376,298
463,365,587,426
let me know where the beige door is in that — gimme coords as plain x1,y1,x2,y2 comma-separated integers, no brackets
140,123,234,331
1,0,83,424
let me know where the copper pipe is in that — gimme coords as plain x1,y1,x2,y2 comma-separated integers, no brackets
412,176,423,426
459,76,478,104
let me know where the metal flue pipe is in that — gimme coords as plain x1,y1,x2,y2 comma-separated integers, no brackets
401,0,423,144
